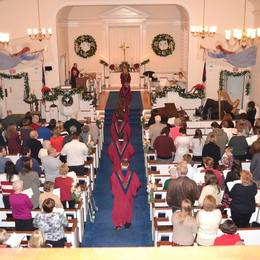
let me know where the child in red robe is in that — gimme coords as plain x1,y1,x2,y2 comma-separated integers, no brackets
108,133,135,172
111,160,140,230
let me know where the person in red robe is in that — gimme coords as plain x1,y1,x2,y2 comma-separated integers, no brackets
119,65,132,108
108,133,135,172
111,160,140,229
110,110,131,142
70,63,81,88
119,82,132,109
112,106,129,124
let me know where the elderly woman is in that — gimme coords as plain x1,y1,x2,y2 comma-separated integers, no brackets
33,198,68,248
196,195,222,246
9,180,33,231
230,170,257,228
38,140,51,163
19,157,40,209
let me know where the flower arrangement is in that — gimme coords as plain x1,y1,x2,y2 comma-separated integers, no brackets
72,183,82,203
109,64,115,71
87,135,96,155
143,130,150,153
147,181,157,203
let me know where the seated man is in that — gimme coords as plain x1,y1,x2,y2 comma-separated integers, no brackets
60,132,88,176
166,161,200,212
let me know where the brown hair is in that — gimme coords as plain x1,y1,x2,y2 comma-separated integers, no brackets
176,161,188,176
183,154,192,164
178,199,193,223
161,127,170,136
6,124,18,139
250,140,260,155
220,219,238,235
43,181,54,192
59,164,69,176
52,127,61,138
203,156,214,168
207,133,217,143
204,170,218,186
202,195,217,212
223,113,233,122
42,198,55,213
240,170,253,185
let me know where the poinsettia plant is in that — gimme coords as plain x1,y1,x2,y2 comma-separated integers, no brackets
41,85,51,94
194,83,205,90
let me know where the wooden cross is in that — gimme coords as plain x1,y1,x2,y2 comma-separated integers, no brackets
119,42,129,61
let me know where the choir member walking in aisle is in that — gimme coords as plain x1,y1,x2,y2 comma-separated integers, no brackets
110,109,131,142
111,160,140,230
108,132,135,172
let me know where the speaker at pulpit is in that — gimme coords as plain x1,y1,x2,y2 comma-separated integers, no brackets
76,77,87,89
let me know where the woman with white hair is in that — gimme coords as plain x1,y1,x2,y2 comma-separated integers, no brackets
38,140,51,162
9,180,33,231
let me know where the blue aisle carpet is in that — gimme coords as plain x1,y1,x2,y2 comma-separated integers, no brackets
82,91,153,247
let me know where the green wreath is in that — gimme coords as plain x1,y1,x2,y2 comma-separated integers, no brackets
152,34,175,57
61,94,73,107
74,35,97,59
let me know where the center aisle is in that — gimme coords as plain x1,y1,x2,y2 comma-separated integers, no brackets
82,91,153,247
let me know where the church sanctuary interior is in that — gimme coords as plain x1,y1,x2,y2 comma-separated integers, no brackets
2,0,260,259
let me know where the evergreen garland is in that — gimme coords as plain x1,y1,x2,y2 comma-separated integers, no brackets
0,72,36,103
43,86,96,106
219,70,251,96
151,85,205,103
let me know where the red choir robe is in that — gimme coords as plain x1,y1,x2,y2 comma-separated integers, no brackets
110,120,131,142
120,72,131,86
112,110,129,124
111,169,140,227
108,141,135,172
119,85,132,108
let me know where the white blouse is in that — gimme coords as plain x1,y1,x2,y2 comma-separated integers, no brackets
196,209,222,246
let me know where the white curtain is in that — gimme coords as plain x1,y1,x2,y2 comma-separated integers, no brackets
109,26,140,65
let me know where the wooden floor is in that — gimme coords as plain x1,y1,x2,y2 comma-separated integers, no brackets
96,90,152,111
